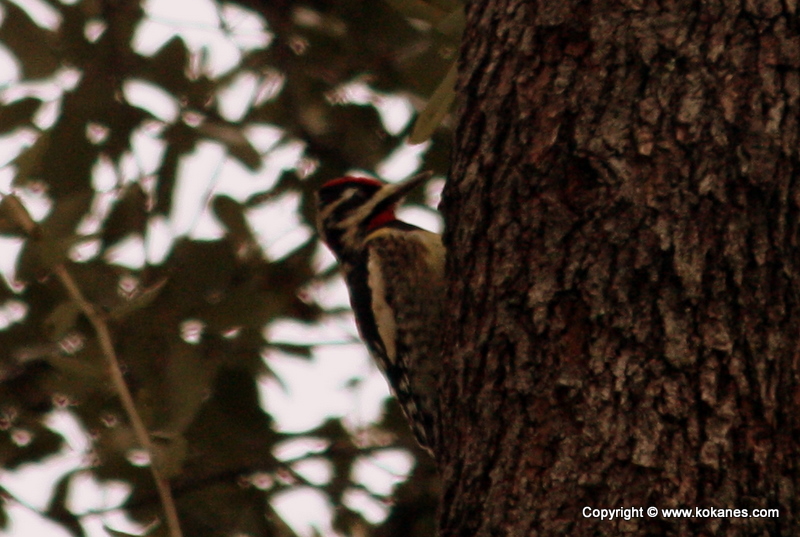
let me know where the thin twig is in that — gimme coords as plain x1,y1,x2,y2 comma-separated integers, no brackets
1,194,183,537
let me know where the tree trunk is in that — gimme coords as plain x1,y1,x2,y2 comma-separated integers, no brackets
439,0,800,535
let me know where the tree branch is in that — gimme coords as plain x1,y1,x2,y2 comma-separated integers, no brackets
0,194,183,537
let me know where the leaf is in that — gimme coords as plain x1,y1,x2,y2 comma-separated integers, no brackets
409,59,457,144
434,7,466,38
16,191,92,280
143,524,170,537
103,527,141,537
0,98,41,134
382,0,451,24
142,37,190,96
212,196,256,247
14,131,50,181
3,423,65,469
0,3,60,78
197,122,261,170
0,195,33,236
269,342,313,359
102,183,148,249
41,191,94,238
17,232,91,281
47,339,111,396
31,106,98,197
265,502,304,537
101,425,138,458
150,434,188,479
105,519,162,537
154,341,216,439
153,127,194,215
45,472,86,537
108,278,168,321
44,301,81,341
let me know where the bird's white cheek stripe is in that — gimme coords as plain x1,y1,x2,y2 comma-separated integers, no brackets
367,250,397,362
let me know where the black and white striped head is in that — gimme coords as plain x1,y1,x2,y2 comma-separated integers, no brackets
316,172,431,260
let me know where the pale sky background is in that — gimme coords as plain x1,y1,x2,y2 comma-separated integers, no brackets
0,0,442,535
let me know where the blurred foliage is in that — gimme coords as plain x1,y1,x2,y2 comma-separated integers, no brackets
0,0,457,535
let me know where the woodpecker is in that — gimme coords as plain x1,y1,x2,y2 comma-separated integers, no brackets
316,172,444,454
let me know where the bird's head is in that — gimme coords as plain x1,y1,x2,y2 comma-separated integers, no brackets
316,171,432,259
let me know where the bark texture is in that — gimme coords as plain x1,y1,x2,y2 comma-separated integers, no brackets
439,0,800,535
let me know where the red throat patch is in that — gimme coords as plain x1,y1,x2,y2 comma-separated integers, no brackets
367,207,397,231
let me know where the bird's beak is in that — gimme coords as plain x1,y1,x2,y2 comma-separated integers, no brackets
369,171,433,216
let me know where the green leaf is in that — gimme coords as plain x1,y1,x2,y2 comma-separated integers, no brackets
409,59,457,144
41,191,94,238
197,122,261,170
45,472,86,537
44,301,81,341
153,128,192,215
108,278,168,322
212,196,256,246
102,183,148,249
155,341,217,439
382,0,451,24
14,131,50,181
0,3,60,78
0,497,7,529
142,37,190,96
103,527,141,537
0,195,30,236
105,520,163,537
0,98,41,134
47,340,111,397
150,434,188,479
434,7,466,37
16,191,92,280
3,423,65,469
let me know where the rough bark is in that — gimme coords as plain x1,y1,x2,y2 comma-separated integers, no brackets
439,0,800,535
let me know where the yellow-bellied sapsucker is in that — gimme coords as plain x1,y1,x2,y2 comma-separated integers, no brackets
316,172,444,454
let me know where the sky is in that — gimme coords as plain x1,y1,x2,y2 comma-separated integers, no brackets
0,0,442,535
